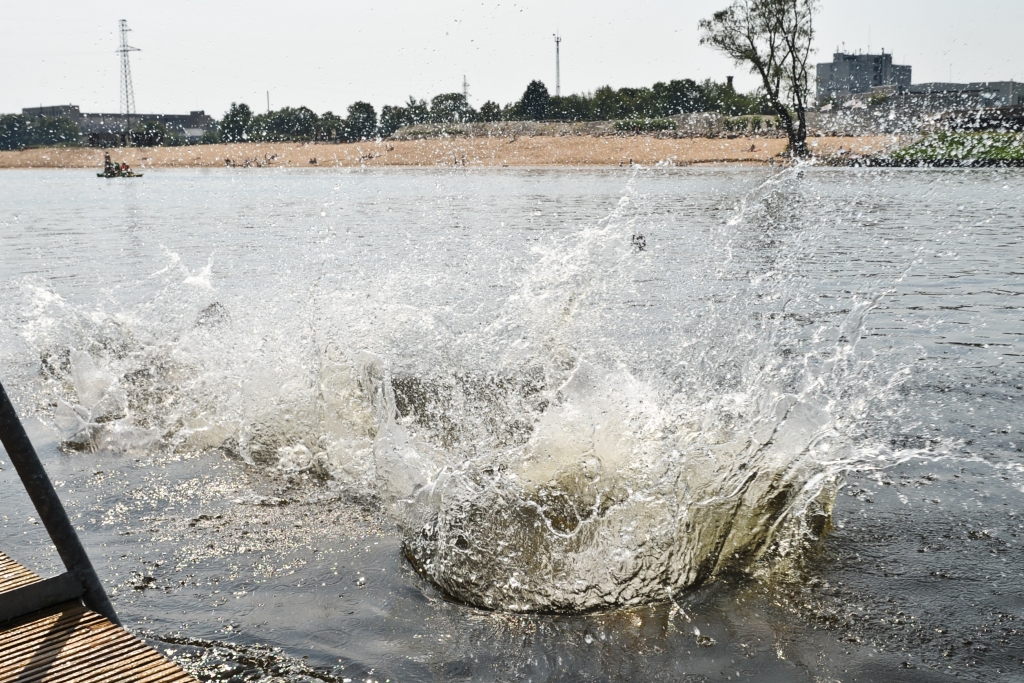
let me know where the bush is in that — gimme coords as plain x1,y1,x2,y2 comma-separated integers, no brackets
614,117,677,132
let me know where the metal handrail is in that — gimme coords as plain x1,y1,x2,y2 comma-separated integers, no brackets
0,379,120,625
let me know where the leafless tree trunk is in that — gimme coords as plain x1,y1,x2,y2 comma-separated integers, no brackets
700,0,816,158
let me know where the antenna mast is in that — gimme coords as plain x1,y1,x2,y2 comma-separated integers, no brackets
462,74,470,103
117,20,140,128
553,33,562,96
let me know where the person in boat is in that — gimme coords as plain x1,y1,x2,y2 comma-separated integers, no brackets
120,162,130,176
103,153,115,175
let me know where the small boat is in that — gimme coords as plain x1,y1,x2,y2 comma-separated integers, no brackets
98,153,142,178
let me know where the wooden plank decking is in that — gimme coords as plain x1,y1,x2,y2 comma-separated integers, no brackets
0,551,197,683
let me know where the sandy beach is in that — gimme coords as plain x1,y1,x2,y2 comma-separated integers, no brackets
0,135,901,169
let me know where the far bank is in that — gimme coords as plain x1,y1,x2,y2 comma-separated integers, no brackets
0,136,899,169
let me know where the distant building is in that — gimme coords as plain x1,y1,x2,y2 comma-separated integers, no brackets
21,105,215,142
816,51,911,105
907,82,1024,107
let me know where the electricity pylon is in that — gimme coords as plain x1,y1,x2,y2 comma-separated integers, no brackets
117,20,140,127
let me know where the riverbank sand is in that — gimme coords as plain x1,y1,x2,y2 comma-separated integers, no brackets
0,135,900,169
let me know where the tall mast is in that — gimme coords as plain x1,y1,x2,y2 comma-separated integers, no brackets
553,33,562,97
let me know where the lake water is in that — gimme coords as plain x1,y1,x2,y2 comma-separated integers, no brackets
1,166,1022,682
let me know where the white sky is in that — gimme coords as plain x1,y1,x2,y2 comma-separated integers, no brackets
2,1,1022,117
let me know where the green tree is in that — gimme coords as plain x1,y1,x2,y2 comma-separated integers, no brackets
700,0,816,156
430,93,474,124
248,106,319,141
378,97,430,137
404,97,430,124
478,100,502,122
652,79,706,115
511,80,550,120
345,101,378,140
591,86,623,121
131,120,183,147
220,103,252,142
378,105,408,137
316,111,346,142
547,94,594,121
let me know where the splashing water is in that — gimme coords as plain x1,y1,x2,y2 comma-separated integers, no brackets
9,168,905,613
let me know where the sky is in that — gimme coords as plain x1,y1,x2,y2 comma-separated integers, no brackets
2,1,1022,118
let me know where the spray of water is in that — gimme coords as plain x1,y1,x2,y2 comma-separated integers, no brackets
10,168,905,612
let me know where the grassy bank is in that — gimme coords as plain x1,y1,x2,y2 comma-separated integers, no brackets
886,131,1024,166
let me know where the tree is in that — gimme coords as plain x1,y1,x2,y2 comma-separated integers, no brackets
478,100,502,122
248,106,319,141
378,105,409,137
345,101,377,140
591,86,623,121
652,79,706,115
220,103,252,142
404,97,430,125
316,111,346,142
430,93,474,124
131,120,183,147
546,94,593,121
513,80,550,121
699,0,816,157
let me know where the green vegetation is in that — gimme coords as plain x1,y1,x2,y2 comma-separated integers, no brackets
2,76,773,150
0,114,80,150
209,101,379,143
888,132,1024,164
212,76,768,142
131,120,184,147
614,118,677,132
723,114,778,133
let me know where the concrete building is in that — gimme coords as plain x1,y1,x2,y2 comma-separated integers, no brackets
21,105,215,142
816,51,912,105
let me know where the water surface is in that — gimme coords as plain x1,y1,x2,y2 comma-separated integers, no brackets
1,166,1023,681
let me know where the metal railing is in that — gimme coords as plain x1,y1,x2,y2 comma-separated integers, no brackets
0,379,120,625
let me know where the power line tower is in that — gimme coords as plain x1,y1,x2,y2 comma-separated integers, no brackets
117,20,140,127
462,74,470,103
553,33,562,97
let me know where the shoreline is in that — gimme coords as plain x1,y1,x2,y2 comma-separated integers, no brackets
0,135,901,169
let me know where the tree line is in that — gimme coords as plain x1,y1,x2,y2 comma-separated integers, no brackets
208,77,767,142
377,78,767,135
0,114,80,151
1,77,767,149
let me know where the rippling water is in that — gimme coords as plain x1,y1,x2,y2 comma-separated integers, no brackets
1,166,1022,681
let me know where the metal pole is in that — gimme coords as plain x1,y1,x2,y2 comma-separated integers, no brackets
0,380,121,626
554,34,561,97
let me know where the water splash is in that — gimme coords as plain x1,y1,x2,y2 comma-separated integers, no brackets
9,168,906,612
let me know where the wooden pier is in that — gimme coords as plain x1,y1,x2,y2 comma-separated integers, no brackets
0,552,197,679
0,551,196,682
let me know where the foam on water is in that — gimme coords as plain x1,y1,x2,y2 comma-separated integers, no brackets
9,168,907,612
